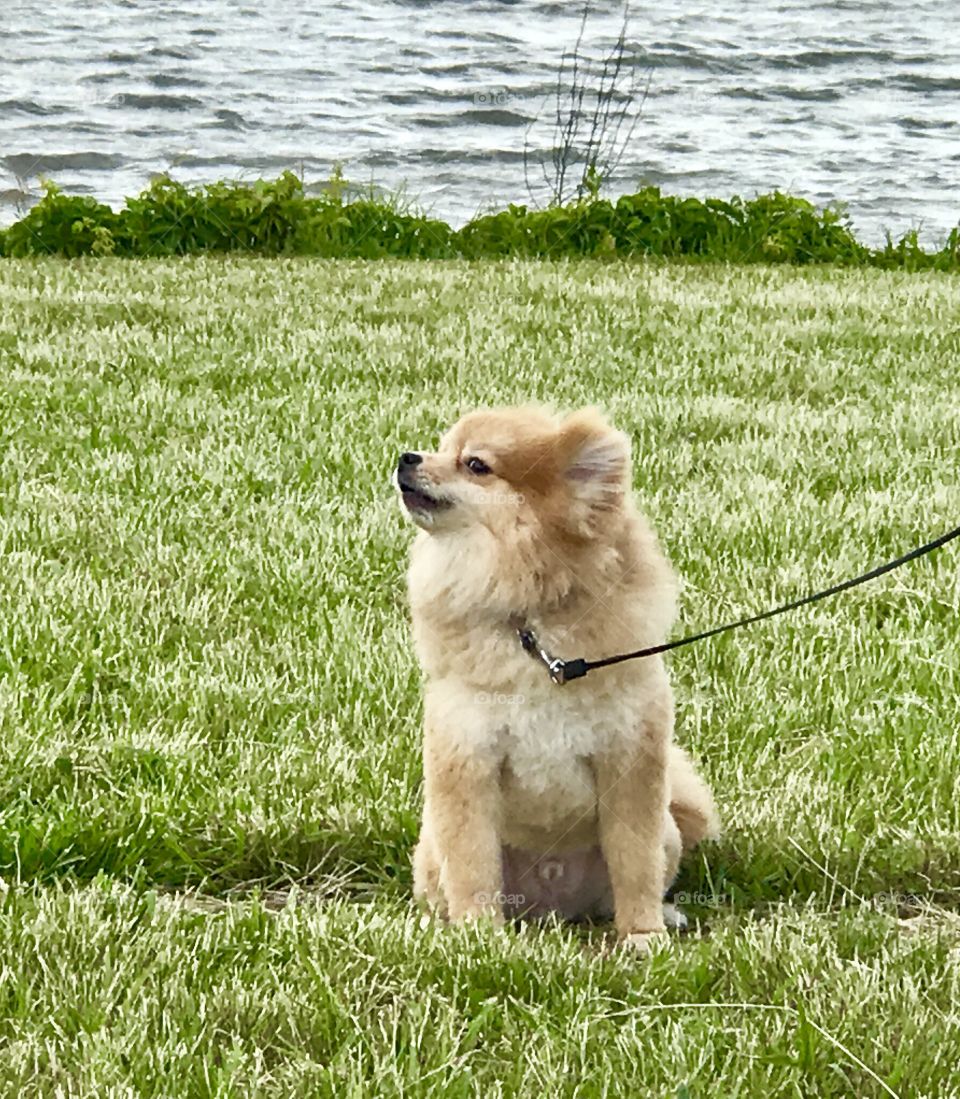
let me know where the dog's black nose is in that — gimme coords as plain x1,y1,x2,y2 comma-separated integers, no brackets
398,452,423,469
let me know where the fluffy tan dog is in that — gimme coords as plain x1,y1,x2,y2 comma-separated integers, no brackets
395,406,718,950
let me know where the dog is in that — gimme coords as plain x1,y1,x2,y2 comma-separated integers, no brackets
395,405,718,951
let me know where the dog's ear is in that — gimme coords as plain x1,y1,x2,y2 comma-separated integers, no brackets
557,408,630,515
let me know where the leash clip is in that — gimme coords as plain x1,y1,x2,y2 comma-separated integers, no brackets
516,626,589,686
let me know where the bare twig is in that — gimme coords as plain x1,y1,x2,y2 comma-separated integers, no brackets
525,1,651,207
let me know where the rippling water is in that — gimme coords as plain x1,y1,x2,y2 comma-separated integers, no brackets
2,0,958,243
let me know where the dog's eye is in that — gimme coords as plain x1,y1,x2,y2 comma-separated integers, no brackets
465,456,492,476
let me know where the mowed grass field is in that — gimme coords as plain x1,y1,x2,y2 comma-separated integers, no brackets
0,256,958,1097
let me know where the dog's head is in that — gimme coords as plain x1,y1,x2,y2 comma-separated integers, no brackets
394,406,631,543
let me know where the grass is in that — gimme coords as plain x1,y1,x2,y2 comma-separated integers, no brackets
0,256,957,1096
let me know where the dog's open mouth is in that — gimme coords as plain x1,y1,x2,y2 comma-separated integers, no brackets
398,477,451,514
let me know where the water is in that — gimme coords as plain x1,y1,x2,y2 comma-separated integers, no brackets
2,0,958,244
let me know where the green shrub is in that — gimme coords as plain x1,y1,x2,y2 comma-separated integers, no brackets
873,225,960,273
288,197,457,258
1,181,121,258
458,189,877,264
118,172,305,256
0,171,956,269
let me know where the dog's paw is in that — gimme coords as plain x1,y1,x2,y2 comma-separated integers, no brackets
662,902,688,931
620,929,669,955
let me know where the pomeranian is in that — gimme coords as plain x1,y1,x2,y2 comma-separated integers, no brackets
395,406,718,950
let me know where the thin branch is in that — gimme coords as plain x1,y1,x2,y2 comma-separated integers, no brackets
592,10,630,184
604,67,652,181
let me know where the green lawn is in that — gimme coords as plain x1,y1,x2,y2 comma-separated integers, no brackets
0,257,957,1097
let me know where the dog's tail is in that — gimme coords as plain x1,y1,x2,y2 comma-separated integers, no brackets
668,744,720,852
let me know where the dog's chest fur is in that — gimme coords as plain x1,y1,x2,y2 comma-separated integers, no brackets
499,680,632,793
429,665,650,839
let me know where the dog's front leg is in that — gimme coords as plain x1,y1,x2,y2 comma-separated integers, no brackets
422,726,503,923
594,687,671,950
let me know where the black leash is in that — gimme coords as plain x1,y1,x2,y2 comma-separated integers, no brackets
518,523,960,685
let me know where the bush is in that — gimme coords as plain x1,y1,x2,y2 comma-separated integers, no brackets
288,197,457,259
0,172,956,270
1,182,121,258
118,173,305,256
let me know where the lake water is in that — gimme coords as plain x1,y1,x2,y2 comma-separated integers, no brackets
2,0,958,244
